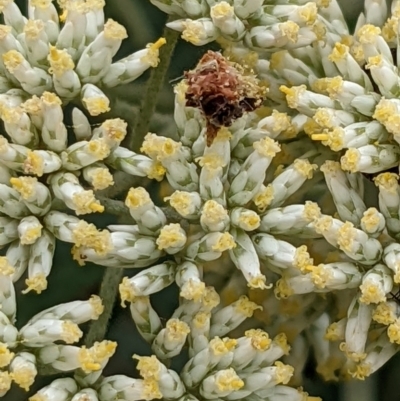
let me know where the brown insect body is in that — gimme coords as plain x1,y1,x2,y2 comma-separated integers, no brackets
184,51,265,146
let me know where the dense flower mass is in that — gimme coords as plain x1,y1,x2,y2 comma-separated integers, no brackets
0,0,165,295
2,0,400,399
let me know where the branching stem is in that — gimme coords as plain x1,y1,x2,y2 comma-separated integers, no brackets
128,15,179,151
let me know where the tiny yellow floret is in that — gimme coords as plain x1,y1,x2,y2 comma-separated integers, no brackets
156,223,187,250
61,321,83,344
211,232,236,252
141,37,166,67
103,19,128,40
22,273,47,294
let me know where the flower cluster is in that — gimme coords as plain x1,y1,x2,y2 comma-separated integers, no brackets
143,0,400,385
3,0,400,399
0,259,107,395
0,0,166,294
156,0,320,49
29,291,312,401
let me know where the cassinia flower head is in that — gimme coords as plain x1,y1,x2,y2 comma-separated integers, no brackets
6,0,400,399
141,0,400,390
0,0,165,294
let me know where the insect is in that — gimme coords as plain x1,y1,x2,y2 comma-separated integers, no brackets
184,51,265,146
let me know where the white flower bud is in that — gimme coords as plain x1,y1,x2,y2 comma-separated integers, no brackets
81,83,110,115
374,172,400,237
119,262,176,306
328,42,373,89
125,187,167,235
29,0,60,43
9,352,37,391
0,311,17,346
77,229,157,268
229,228,269,290
359,263,393,305
165,190,202,219
50,172,104,215
230,207,260,231
2,49,52,95
276,262,363,298
210,296,262,337
39,91,68,152
0,183,30,219
56,5,86,60
91,118,127,149
2,3,27,35
29,295,104,325
198,156,226,204
61,138,111,170
98,375,162,401
252,233,311,272
38,344,81,371
29,378,78,401
185,231,237,262
258,202,321,237
19,319,83,347
22,19,49,68
360,207,385,237
181,336,237,388
0,164,14,185
174,83,204,147
231,328,272,370
229,137,280,206
77,19,127,83
233,0,263,19
0,136,29,172
43,211,81,243
84,0,105,41
0,217,18,247
83,163,114,191
210,2,246,40
341,296,373,363
200,200,230,232
341,144,400,174
10,176,52,216
167,18,218,46
320,161,366,225
22,229,55,295
0,104,38,147
134,355,186,399
24,149,62,177
130,296,162,343
0,257,16,322
17,215,42,245
200,367,244,399
101,38,166,87
175,261,205,303
72,107,91,141
107,147,164,181
142,134,199,191
266,159,317,209
188,311,211,357
156,223,187,254
71,389,99,401
7,240,29,282
313,216,382,265
152,318,190,359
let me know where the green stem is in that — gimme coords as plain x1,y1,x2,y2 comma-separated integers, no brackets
128,16,179,151
84,267,124,347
